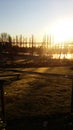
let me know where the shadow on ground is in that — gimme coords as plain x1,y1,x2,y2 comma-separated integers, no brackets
7,113,73,130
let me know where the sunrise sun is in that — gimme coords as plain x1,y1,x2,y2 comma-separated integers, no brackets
48,18,73,44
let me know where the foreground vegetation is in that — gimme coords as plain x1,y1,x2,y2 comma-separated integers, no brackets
0,65,73,129
1,67,72,120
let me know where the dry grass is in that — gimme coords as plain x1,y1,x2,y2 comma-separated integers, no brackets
1,67,72,120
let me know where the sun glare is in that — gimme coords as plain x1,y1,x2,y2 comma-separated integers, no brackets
48,18,73,44
53,53,72,59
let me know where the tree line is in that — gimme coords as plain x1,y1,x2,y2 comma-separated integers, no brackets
0,32,73,58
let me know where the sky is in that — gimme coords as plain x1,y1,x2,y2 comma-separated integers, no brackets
0,0,73,41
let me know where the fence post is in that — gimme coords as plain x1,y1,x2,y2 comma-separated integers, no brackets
0,80,6,129
71,78,73,113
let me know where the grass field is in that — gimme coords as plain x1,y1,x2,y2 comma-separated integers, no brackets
1,66,73,129
0,67,72,120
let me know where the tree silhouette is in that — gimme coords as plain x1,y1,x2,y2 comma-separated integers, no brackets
19,34,23,47
0,33,12,53
31,35,34,55
15,35,19,46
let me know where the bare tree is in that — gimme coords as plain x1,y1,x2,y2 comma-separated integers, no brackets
0,33,12,51
19,34,23,47
31,35,34,55
15,35,19,46
0,33,11,43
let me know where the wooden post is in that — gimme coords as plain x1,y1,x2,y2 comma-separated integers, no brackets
71,78,73,113
0,80,6,124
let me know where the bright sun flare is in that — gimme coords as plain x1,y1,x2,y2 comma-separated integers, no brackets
48,18,73,44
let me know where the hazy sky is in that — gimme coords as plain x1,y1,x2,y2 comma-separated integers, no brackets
0,0,73,39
